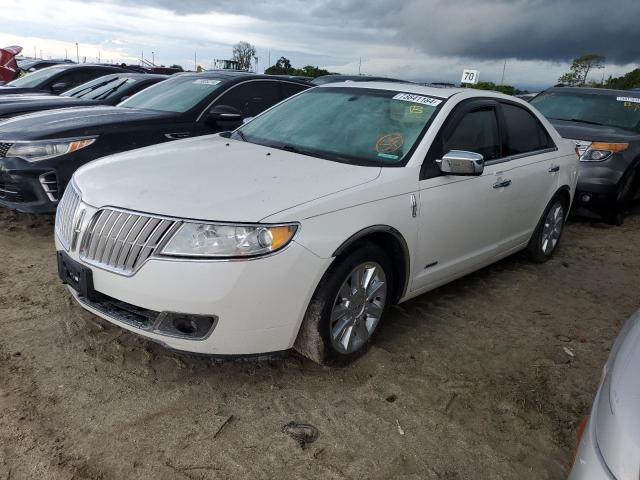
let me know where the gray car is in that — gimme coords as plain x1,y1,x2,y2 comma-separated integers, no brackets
568,310,640,479
531,87,640,224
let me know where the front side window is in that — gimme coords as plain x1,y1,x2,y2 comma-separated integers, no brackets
531,92,640,132
443,108,501,161
501,103,554,155
7,66,67,88
216,81,282,117
236,87,442,166
119,76,223,113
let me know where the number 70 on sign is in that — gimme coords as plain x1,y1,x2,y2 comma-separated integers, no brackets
461,69,479,85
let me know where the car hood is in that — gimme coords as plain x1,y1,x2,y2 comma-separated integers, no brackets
549,119,640,143
595,310,640,480
74,135,381,222
0,106,175,140
0,96,97,116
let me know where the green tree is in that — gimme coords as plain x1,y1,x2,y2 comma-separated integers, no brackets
558,54,605,86
472,81,520,96
604,68,640,90
265,57,294,75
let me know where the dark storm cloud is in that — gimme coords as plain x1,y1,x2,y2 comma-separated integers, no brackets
102,0,640,64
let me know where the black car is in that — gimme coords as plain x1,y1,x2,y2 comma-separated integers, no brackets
0,64,133,96
531,87,640,224
0,71,310,213
0,73,167,119
16,58,75,75
311,74,411,85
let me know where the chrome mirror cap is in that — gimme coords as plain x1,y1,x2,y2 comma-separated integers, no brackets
437,150,485,176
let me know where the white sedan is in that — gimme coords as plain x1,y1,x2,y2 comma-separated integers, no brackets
54,83,578,364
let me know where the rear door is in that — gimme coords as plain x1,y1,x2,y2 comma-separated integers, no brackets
412,99,509,291
494,101,560,252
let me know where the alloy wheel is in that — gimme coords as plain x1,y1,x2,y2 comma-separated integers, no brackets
329,262,387,355
541,202,564,255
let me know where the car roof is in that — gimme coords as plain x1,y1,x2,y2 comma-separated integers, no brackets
543,86,640,97
317,81,466,99
176,70,311,85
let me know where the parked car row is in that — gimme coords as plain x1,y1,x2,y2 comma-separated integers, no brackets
1,65,639,478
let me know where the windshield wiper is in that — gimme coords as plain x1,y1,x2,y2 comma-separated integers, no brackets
235,130,248,142
568,118,604,126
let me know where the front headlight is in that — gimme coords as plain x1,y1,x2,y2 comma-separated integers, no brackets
159,222,298,258
6,137,97,162
580,142,628,162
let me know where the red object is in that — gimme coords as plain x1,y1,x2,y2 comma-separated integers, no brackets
0,45,23,82
571,416,589,468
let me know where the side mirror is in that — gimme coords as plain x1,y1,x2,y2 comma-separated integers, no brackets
51,82,69,94
437,150,484,176
206,105,243,124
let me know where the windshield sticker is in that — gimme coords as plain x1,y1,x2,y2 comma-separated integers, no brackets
617,96,640,104
194,79,221,86
376,133,405,155
377,152,400,160
393,93,442,107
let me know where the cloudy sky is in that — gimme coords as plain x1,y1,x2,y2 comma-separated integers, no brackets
1,0,639,89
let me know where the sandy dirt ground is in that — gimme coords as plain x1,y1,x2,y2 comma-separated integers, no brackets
1,205,639,480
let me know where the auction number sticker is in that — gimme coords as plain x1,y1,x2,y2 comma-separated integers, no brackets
392,93,442,107
194,79,221,85
617,96,640,104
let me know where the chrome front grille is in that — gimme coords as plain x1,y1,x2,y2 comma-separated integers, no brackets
79,209,177,275
55,183,81,250
0,142,12,157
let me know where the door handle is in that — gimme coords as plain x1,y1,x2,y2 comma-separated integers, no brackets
548,165,560,173
493,178,512,189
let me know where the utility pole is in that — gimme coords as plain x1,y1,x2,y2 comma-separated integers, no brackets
75,42,79,63
255,56,259,73
65,48,67,60
358,57,362,75
268,50,271,68
98,51,101,63
194,52,197,71
152,51,155,65
500,59,507,85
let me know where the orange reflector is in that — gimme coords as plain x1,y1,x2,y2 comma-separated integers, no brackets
590,142,629,153
270,225,297,250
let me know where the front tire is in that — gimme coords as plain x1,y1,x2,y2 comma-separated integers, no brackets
526,194,567,263
294,243,393,366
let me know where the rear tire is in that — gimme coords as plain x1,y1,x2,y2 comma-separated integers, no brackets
294,243,393,366
526,194,567,263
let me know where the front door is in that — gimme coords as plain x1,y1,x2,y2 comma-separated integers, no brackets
412,101,509,292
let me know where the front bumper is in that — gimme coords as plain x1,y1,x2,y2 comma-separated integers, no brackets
55,223,332,356
572,155,628,212
0,156,61,213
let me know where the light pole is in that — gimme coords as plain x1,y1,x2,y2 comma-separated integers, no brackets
152,51,155,65
75,42,79,63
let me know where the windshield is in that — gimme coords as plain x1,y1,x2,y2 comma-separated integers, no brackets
8,66,67,88
532,92,640,132
62,75,134,100
118,75,221,113
235,87,443,165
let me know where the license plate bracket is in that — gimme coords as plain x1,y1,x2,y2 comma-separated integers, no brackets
57,251,96,301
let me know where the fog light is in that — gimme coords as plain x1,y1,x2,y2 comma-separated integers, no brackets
154,312,217,339
581,194,591,203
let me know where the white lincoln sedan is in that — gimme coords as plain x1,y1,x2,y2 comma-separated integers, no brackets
55,83,578,364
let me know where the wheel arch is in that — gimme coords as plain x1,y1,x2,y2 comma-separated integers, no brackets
332,225,410,303
556,184,572,213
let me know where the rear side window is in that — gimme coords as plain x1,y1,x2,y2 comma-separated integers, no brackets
280,82,308,100
216,81,282,117
443,108,501,161
501,103,554,155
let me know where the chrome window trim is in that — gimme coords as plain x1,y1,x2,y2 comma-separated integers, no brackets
484,146,559,166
